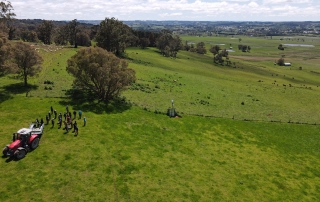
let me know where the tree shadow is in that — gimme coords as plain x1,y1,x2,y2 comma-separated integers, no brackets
153,50,162,54
0,91,13,103
0,83,38,104
58,89,132,114
3,83,38,94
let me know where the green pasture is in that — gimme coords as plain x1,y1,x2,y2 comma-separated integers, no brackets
124,36,320,123
0,97,319,201
0,36,320,201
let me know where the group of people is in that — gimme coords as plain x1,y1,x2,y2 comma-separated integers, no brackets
39,105,87,136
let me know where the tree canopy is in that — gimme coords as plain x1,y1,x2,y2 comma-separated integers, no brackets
66,47,136,102
54,25,69,45
68,19,80,48
12,42,43,86
209,45,220,56
96,17,132,56
0,0,16,39
0,1,15,22
195,42,207,54
37,20,54,45
277,58,285,66
156,31,182,57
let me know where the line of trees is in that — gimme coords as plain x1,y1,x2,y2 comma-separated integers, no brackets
184,41,207,54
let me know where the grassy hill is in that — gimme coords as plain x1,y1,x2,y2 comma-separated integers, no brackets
0,36,320,201
123,35,320,123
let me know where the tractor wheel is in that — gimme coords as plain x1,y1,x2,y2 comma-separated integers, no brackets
2,146,8,156
30,137,40,150
14,149,26,160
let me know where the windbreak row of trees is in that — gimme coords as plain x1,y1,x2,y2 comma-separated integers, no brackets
4,17,173,56
21,19,91,47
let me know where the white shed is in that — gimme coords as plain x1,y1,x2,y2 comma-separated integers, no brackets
284,63,291,66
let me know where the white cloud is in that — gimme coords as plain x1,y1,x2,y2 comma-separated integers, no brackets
263,0,312,4
248,1,259,7
9,0,320,21
159,12,183,17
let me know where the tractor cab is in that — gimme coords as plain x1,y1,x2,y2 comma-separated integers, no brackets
13,128,32,142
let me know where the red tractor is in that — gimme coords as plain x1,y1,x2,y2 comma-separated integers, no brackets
2,128,41,160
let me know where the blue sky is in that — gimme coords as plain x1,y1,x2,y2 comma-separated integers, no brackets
9,0,320,21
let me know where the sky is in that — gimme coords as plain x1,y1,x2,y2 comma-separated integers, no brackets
9,0,320,21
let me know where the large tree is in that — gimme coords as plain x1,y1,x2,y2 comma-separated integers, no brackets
37,20,54,44
209,45,220,56
95,17,131,56
12,42,43,86
156,31,182,57
54,25,69,45
139,37,150,49
0,1,15,20
76,31,91,47
20,29,38,42
66,47,136,102
68,19,80,48
0,0,16,39
196,42,207,54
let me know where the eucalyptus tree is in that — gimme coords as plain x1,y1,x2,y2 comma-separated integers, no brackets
66,47,136,102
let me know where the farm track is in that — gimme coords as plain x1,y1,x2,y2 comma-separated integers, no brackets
230,55,276,62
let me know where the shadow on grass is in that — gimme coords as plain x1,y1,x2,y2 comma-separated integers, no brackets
0,91,13,103
59,89,132,114
3,144,40,163
0,83,38,103
153,50,161,54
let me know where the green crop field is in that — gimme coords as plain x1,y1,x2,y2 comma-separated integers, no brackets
0,36,320,201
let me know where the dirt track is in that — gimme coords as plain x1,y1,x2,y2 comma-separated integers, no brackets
230,56,276,62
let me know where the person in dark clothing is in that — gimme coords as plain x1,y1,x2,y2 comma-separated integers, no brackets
40,118,44,126
50,106,53,113
58,113,62,120
35,118,39,127
73,121,77,132
73,110,77,120
48,111,51,120
83,117,86,126
74,121,78,136
58,117,62,129
74,125,78,136
66,105,69,113
46,115,50,125
51,118,55,128
63,112,67,121
54,110,57,119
